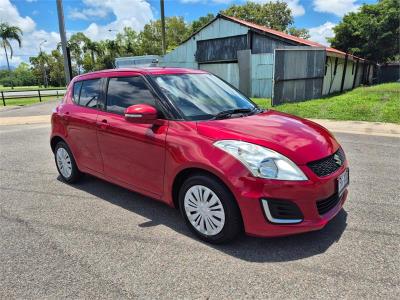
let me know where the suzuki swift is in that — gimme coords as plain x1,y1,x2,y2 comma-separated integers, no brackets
51,68,349,243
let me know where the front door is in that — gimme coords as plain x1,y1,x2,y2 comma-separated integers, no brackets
97,75,168,197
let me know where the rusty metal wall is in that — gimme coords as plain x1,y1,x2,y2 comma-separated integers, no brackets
273,47,326,105
252,32,293,54
196,35,248,63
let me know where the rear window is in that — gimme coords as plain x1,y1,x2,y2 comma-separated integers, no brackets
72,78,101,109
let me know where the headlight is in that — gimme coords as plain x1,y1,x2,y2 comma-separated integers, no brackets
214,140,307,181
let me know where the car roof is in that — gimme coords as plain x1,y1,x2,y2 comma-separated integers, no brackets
73,67,207,81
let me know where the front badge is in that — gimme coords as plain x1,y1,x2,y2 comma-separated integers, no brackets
334,154,342,166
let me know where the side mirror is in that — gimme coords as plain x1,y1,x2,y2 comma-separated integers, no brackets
124,104,158,124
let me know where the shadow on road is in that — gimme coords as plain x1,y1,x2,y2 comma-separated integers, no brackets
61,174,348,263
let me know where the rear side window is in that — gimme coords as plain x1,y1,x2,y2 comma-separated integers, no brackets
72,81,82,103
78,79,101,108
106,76,156,114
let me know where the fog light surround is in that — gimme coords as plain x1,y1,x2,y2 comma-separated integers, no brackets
261,199,303,224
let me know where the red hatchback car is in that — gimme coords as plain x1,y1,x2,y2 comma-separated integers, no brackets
51,67,349,243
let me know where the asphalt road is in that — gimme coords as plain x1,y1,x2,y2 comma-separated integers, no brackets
0,100,60,117
0,123,399,298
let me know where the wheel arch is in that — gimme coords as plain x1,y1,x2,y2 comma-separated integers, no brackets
171,167,236,210
50,135,66,153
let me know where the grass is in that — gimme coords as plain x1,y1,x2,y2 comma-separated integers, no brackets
252,83,400,124
2,95,57,106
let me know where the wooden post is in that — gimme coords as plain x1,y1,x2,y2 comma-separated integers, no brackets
56,90,59,100
340,54,348,92
352,59,359,89
1,91,5,106
38,90,42,102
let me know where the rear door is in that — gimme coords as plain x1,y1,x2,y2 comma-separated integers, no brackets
63,78,103,174
96,75,168,197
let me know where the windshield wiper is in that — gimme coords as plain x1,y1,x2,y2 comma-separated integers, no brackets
213,108,255,120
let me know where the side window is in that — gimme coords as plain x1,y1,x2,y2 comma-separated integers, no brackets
106,76,156,115
72,81,82,104
79,79,101,108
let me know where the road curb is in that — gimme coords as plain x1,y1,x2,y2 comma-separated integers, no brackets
310,119,400,138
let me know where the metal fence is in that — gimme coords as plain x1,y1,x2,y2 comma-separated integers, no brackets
1,88,66,106
273,47,325,105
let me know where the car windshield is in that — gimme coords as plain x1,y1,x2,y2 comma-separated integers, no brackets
152,73,257,120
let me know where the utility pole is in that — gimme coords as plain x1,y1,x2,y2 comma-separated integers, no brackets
56,0,72,84
160,0,166,55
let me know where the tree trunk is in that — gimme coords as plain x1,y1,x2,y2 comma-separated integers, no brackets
2,41,14,89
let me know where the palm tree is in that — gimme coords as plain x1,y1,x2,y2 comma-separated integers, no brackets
83,40,102,67
0,22,23,89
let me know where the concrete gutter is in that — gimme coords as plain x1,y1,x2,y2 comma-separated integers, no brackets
0,114,399,138
0,115,50,126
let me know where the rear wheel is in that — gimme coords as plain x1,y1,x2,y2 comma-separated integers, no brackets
54,141,82,183
179,174,242,244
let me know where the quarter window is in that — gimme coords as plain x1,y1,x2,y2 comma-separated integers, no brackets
106,76,156,114
72,81,82,103
79,79,101,108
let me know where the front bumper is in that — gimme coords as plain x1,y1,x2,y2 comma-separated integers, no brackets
234,162,349,238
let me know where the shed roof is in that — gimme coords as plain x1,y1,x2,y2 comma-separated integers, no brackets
184,14,365,62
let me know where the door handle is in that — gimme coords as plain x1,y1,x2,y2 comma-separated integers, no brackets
97,119,109,130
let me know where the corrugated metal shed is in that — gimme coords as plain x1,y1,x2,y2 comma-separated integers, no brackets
161,14,371,101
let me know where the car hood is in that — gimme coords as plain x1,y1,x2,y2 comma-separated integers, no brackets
196,110,339,165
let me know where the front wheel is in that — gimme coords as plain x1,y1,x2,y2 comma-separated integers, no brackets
54,141,82,183
179,174,242,244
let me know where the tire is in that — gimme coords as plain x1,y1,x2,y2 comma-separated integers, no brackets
54,141,82,183
179,174,242,244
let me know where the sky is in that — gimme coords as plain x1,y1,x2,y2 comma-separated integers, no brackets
1,0,377,67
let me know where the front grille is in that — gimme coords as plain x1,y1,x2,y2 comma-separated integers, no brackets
317,193,341,215
265,199,303,220
307,148,346,177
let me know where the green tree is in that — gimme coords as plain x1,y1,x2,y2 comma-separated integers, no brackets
14,62,36,86
139,16,188,54
329,0,400,63
116,27,140,56
287,27,310,39
29,51,50,87
0,22,23,89
82,39,102,71
0,62,36,87
222,1,293,31
187,13,215,37
66,32,90,74
48,50,66,86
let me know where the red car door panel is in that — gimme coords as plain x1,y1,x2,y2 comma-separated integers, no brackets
97,111,168,196
96,75,168,197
